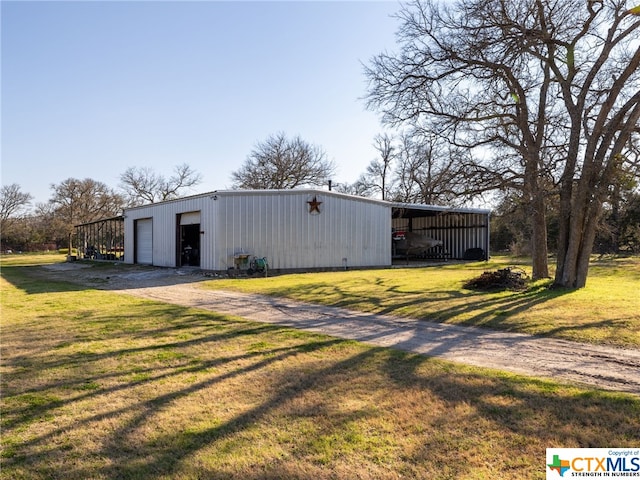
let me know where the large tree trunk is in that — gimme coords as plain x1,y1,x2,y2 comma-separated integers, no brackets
554,169,604,288
554,221,598,289
523,155,549,280
530,193,549,280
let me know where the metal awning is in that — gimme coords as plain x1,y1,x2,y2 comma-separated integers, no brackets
391,203,491,219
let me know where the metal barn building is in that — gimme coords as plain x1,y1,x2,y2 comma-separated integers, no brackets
122,189,490,272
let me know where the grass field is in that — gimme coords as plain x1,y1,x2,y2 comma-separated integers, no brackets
1,254,639,479
206,255,640,347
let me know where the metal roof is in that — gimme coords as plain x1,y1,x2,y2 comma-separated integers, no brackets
390,201,491,218
123,188,491,216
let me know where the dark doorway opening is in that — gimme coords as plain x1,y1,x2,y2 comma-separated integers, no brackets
180,224,200,267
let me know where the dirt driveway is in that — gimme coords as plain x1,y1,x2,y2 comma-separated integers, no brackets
40,262,640,395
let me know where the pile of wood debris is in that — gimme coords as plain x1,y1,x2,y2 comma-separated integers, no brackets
463,267,529,291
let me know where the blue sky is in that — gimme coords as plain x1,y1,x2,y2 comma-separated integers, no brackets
1,0,401,206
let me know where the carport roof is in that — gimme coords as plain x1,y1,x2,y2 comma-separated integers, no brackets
391,202,491,218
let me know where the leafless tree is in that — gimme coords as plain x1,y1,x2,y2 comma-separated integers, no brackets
366,0,640,286
48,178,125,252
231,132,336,189
0,183,32,225
331,179,372,196
392,131,467,205
120,163,202,206
0,184,33,247
356,133,397,200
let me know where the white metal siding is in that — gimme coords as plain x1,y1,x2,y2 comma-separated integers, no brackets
211,191,390,271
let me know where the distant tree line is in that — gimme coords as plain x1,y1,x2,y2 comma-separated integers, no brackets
490,185,640,256
0,164,202,252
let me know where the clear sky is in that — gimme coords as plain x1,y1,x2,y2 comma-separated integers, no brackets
1,0,401,207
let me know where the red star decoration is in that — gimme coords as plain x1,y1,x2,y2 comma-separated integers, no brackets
307,195,322,213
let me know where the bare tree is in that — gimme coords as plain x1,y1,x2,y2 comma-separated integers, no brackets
357,133,397,200
0,183,32,225
0,184,33,248
392,131,466,205
365,0,640,286
120,163,202,206
331,179,373,196
48,178,125,252
231,132,336,189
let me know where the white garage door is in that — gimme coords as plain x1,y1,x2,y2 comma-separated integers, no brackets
180,211,200,225
135,218,153,265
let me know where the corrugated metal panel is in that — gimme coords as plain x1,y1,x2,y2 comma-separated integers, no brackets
211,190,390,271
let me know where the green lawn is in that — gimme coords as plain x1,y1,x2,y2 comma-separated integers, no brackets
1,254,639,479
204,256,640,347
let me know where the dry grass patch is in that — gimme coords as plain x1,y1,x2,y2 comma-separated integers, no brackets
1,260,639,479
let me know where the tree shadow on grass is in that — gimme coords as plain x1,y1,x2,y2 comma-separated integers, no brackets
4,319,639,479
0,265,90,294
3,263,639,478
267,274,629,346
2,321,291,431
378,349,640,477
0,262,209,295
389,349,640,433
1,262,611,346
2,303,349,469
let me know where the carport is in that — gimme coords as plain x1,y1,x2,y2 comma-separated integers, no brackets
75,216,125,261
391,203,491,261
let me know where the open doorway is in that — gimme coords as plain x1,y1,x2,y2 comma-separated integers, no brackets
177,212,200,267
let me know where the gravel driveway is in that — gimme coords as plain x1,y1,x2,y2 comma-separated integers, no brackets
41,263,640,395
